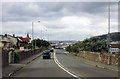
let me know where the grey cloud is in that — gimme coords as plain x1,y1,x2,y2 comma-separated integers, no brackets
1,2,118,40
45,24,67,29
2,2,118,22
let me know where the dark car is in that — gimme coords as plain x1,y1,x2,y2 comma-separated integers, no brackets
42,50,51,59
50,49,54,52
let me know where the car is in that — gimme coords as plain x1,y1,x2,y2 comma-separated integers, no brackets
42,50,51,59
50,49,54,52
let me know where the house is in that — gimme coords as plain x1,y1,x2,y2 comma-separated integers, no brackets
17,33,31,48
17,33,31,43
0,35,4,48
0,34,17,49
0,34,17,64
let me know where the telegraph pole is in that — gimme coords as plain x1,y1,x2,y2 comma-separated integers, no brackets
107,0,111,65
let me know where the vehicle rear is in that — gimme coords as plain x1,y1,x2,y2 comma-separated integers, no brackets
42,50,51,59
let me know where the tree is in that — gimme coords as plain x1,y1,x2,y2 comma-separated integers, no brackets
66,45,72,53
66,37,108,53
31,39,50,48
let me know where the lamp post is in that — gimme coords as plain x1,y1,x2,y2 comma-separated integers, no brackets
32,20,40,51
40,29,48,48
45,29,49,41
47,32,50,42
41,30,43,40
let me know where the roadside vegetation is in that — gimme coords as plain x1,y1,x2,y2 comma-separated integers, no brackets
66,37,108,53
31,38,50,48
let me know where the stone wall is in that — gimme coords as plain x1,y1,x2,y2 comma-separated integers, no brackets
2,50,9,67
2,48,46,67
73,51,120,66
17,48,43,62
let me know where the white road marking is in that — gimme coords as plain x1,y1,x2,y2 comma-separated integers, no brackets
53,50,81,79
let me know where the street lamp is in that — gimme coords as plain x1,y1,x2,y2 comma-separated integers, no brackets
41,30,43,40
40,29,48,48
35,21,48,48
45,29,49,41
32,20,40,51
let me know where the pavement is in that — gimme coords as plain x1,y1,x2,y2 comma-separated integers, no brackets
2,52,42,77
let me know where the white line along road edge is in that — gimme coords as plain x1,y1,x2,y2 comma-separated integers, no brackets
53,50,81,79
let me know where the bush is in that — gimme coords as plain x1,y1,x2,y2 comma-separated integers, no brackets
66,37,108,53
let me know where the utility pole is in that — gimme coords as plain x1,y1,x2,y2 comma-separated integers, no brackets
107,0,111,65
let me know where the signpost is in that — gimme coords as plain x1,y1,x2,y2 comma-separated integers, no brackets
109,48,119,53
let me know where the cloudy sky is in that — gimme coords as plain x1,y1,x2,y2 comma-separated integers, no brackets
1,1,118,41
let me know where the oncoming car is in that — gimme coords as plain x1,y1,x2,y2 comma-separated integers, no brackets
50,48,54,52
42,50,51,59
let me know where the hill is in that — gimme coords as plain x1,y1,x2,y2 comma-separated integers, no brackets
66,32,120,53
93,32,120,42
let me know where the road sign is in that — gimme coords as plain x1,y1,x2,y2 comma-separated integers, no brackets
109,48,119,53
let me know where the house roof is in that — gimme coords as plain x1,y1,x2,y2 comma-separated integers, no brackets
17,33,31,43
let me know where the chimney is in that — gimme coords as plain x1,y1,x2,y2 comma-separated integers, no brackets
5,34,7,37
26,33,30,39
13,34,15,37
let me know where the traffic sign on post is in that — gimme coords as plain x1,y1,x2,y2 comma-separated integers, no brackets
109,48,119,53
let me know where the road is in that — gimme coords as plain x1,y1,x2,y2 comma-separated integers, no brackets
12,49,119,79
12,50,73,78
55,49,118,78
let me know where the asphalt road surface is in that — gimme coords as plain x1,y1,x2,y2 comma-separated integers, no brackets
12,51,73,77
11,49,119,79
55,49,118,78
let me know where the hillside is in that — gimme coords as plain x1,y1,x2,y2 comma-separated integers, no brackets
66,32,120,53
93,32,120,42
